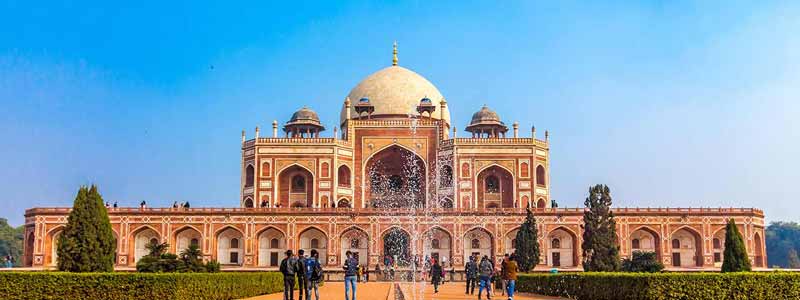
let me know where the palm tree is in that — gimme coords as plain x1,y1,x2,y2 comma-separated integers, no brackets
146,241,169,258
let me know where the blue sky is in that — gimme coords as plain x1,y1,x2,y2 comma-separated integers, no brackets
1,1,798,226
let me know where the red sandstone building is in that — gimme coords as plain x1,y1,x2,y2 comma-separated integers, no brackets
23,46,766,271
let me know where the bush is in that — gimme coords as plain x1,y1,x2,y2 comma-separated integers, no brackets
517,272,800,300
621,252,664,273
0,272,283,300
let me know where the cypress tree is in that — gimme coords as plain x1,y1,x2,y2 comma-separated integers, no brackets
57,185,117,272
581,184,621,271
515,208,540,271
721,219,752,272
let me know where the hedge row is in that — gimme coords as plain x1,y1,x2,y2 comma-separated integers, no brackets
517,272,800,300
0,272,283,300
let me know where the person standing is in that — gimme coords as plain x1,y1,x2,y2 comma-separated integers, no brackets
505,254,519,300
465,255,478,295
477,256,494,300
430,259,443,293
296,249,308,300
279,250,298,300
306,249,322,300
343,251,358,300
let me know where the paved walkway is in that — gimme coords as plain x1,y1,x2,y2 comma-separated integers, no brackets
243,282,565,300
398,282,567,300
242,281,394,300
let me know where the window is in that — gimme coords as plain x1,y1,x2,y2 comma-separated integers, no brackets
311,238,320,249
440,166,453,187
261,162,271,176
632,239,640,250
511,239,517,249
351,239,360,249
431,239,440,249
471,239,481,249
321,162,329,178
551,238,561,249
245,165,255,187
338,165,351,187
520,162,529,178
537,198,546,208
190,238,199,247
485,175,500,193
291,175,306,193
230,238,240,249
672,239,680,249
713,238,721,249
244,198,254,208
270,238,279,249
714,252,721,263
230,252,239,264
536,165,546,186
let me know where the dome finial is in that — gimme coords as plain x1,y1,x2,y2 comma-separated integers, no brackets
392,41,398,66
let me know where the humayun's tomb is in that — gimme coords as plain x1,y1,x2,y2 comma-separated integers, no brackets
22,45,766,273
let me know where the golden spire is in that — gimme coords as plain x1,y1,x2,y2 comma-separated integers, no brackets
392,41,398,66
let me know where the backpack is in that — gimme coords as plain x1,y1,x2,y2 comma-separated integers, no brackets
479,260,493,276
308,258,324,281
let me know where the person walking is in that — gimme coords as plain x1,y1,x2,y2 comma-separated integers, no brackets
357,264,363,282
465,255,478,295
306,249,323,300
477,255,494,300
343,251,358,300
296,249,308,300
504,254,519,300
430,259,443,293
500,254,509,296
279,250,298,300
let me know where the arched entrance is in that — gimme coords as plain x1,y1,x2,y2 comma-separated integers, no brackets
423,227,452,266
217,227,244,265
47,229,63,266
174,226,202,254
24,231,34,267
463,228,493,263
132,227,160,264
383,227,412,266
629,227,660,260
504,228,519,255
476,166,514,208
754,232,764,268
366,145,426,208
547,227,578,268
299,228,327,264
670,227,702,267
341,228,369,266
258,228,286,267
278,165,314,208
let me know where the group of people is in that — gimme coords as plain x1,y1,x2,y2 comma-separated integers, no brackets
279,249,324,300
3,255,14,268
465,253,519,300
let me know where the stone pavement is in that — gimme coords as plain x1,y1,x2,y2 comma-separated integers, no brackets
242,281,566,300
398,282,567,300
241,281,394,300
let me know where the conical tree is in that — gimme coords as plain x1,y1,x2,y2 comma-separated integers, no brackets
515,208,540,272
581,184,621,271
57,185,117,272
721,219,752,272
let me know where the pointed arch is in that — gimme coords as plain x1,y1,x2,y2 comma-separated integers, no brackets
299,226,328,265
46,226,65,266
131,225,161,264
463,226,494,264
257,226,286,267
216,226,244,265
423,226,452,265
629,225,660,260
173,225,203,254
364,144,428,208
547,226,579,268
340,226,369,266
277,163,315,208
476,164,515,208
669,226,703,267
338,164,352,187
753,231,764,268
245,164,255,188
535,165,546,186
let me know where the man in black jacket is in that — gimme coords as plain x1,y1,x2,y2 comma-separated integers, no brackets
296,249,308,300
465,255,478,295
280,250,298,300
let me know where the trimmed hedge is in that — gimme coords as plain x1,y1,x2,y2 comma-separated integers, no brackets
517,272,800,300
0,272,283,300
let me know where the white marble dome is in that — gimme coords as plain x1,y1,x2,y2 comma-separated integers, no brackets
340,65,451,125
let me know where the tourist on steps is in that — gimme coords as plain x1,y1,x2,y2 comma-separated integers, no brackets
280,250,299,300
306,249,323,300
465,255,478,295
430,259,444,293
297,249,308,300
477,255,494,300
504,254,519,300
343,251,359,300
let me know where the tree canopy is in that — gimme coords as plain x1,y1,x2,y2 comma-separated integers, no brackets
57,185,117,272
721,219,752,272
515,208,541,271
581,184,621,271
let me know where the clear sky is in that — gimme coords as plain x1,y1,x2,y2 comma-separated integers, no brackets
1,1,798,226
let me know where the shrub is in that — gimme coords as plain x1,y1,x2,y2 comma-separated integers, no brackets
621,252,664,273
517,272,800,300
0,272,283,300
